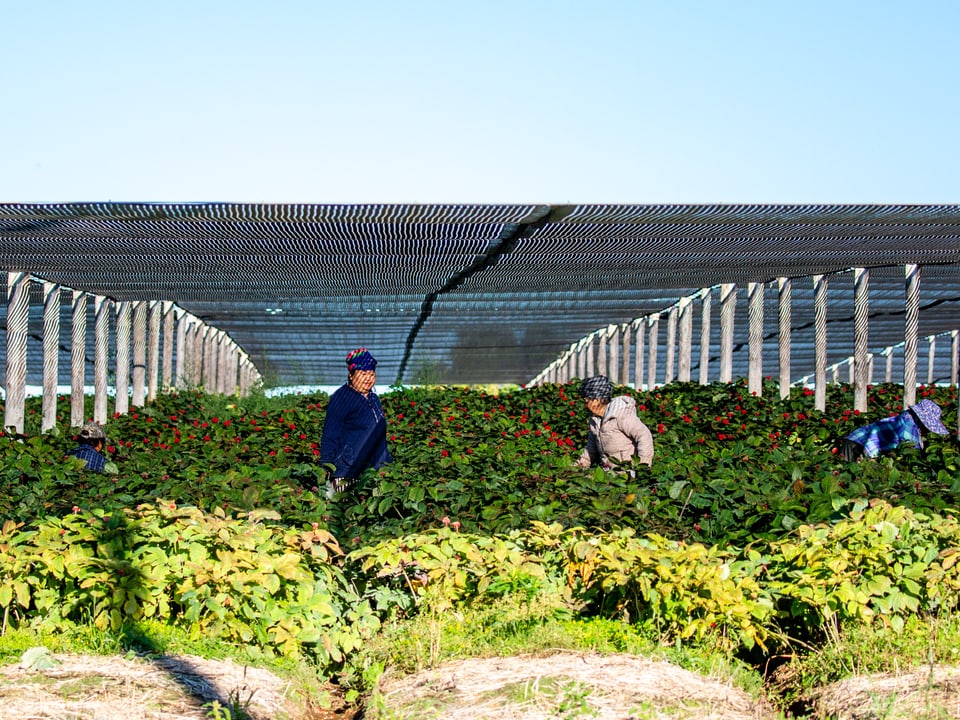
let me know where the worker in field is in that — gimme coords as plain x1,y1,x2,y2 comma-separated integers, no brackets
840,398,950,462
320,348,392,498
576,375,654,469
65,422,109,473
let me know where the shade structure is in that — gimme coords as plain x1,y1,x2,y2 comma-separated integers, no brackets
2,202,960,388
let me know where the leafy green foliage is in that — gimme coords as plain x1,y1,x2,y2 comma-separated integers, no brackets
0,380,958,672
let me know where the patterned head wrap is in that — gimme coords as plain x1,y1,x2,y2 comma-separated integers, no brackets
78,422,107,441
346,348,378,372
910,399,949,435
579,375,613,402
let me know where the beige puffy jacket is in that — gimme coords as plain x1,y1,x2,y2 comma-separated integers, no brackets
577,395,654,468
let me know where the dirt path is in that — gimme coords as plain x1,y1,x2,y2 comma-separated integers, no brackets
375,651,776,719
0,651,354,720
4,649,957,719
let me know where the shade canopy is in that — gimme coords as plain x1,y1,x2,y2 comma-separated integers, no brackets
2,202,960,388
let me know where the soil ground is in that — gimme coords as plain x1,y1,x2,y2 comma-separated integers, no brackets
2,650,958,719
0,652,356,720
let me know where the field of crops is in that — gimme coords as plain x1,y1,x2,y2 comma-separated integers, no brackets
1,379,958,714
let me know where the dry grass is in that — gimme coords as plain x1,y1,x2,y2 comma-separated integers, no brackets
374,650,777,720
9,649,957,719
807,665,960,719
0,652,338,720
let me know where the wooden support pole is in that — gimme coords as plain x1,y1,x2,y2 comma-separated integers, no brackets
677,297,692,383
174,313,187,389
664,305,678,385
162,301,175,392
633,319,644,389
927,336,936,386
647,314,659,390
4,272,30,434
93,296,110,425
853,268,870,413
748,282,764,396
147,301,161,402
204,329,219,393
114,302,131,416
132,301,147,408
699,288,712,385
41,282,61,433
903,264,920,408
719,283,736,384
813,275,828,412
952,330,959,387
70,290,87,427
596,329,608,377
620,323,632,386
777,277,792,400
193,324,205,388
608,324,619,383
217,335,230,394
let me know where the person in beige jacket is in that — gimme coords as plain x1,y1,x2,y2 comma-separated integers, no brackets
575,375,654,468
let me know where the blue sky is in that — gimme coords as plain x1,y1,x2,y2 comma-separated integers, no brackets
2,1,958,205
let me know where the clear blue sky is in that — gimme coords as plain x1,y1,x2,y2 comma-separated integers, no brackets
2,1,958,205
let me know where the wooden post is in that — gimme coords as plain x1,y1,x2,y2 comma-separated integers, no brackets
217,335,230,394
132,301,147,408
748,282,764,396
951,330,959,387
70,290,87,428
813,275,828,412
147,301,161,402
853,268,870,412
677,297,692,383
903,264,920,408
777,277,792,400
927,336,936,386
664,305,677,385
162,301,175,392
885,347,894,384
193,323,206,388
4,272,30,434
174,314,189,389
633,319,644,390
93,296,110,425
699,288,712,385
114,302,131,416
647,314,659,390
41,282,61,433
608,324,619,383
204,329,219,393
620,324,631,386
596,329,608,378
719,283,736,384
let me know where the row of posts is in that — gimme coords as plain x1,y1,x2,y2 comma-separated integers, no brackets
532,265,960,418
4,272,262,435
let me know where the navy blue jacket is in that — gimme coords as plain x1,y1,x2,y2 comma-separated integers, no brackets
320,384,392,478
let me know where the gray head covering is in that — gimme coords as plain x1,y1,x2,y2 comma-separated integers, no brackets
910,399,949,435
78,422,107,442
579,375,613,402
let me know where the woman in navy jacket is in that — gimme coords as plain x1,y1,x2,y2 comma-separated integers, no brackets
320,348,392,497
